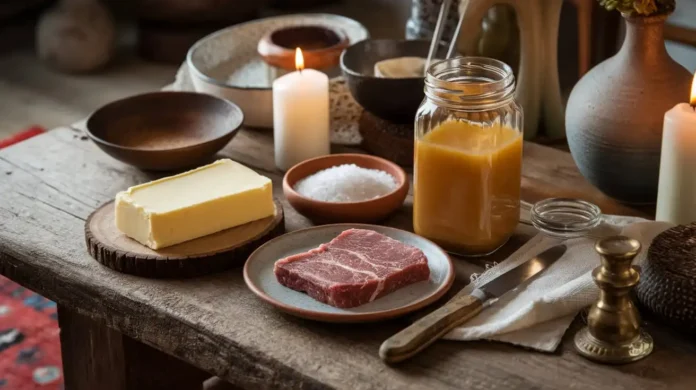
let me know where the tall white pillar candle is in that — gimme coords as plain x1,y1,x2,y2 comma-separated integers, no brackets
656,74,696,224
272,49,330,171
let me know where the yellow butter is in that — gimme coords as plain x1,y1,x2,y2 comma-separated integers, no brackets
115,159,274,249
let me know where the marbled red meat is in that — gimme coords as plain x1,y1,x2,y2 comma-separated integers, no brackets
274,229,430,308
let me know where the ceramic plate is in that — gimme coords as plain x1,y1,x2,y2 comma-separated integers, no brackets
243,224,454,323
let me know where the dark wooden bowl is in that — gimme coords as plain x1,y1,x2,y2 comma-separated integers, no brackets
341,39,444,124
86,92,243,171
257,25,350,71
282,154,409,224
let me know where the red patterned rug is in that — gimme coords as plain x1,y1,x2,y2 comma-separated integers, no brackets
0,278,62,390
0,126,45,149
0,126,64,389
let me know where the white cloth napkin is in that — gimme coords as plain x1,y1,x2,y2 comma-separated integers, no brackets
443,217,674,352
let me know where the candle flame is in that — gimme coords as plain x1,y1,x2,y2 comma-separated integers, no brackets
295,48,304,72
691,72,696,107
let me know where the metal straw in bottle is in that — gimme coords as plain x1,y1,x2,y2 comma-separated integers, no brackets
424,0,453,75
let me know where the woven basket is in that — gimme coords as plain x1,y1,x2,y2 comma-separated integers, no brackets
635,223,696,335
359,111,414,166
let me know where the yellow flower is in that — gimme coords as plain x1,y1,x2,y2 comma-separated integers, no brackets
634,0,658,15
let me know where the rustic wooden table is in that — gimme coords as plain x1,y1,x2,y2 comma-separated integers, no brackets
1,123,695,390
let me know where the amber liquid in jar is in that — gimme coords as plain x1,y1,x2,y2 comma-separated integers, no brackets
413,57,523,256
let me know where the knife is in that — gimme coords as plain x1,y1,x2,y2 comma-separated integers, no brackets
379,244,567,364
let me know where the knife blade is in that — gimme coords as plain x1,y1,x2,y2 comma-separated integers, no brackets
379,244,567,364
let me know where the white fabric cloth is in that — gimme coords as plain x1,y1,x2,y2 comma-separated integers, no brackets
163,64,193,91
443,217,674,352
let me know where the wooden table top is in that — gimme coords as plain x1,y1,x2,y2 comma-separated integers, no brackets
1,124,694,390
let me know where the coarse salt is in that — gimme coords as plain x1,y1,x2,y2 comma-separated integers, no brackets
294,164,398,203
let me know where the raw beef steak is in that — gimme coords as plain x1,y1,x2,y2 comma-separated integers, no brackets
274,229,430,308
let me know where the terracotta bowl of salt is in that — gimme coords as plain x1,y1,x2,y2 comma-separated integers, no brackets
283,154,409,224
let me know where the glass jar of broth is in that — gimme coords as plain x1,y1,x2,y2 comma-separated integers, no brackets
414,57,523,256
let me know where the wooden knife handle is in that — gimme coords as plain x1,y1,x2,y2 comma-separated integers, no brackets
379,294,484,364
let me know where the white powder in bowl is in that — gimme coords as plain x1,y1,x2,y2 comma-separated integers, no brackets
294,164,398,203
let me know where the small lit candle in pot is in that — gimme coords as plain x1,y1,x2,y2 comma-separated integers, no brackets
656,73,696,224
272,48,330,171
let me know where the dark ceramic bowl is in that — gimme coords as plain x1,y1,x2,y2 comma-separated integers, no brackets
86,92,244,171
340,39,445,124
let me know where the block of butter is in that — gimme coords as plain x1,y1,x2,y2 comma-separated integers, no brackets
115,159,274,250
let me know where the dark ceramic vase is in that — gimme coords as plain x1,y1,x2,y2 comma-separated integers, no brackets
566,13,692,204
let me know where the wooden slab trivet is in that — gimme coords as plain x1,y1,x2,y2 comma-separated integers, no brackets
636,223,696,335
85,199,285,278
359,111,414,166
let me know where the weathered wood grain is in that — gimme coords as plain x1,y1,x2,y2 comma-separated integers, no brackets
0,49,177,138
59,306,128,390
520,143,651,218
0,126,691,390
59,307,210,390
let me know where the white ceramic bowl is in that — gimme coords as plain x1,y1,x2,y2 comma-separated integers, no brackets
186,14,369,129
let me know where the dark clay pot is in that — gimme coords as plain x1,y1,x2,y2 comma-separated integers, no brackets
566,13,692,204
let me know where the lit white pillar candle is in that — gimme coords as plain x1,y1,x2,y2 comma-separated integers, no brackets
656,73,696,224
273,48,330,171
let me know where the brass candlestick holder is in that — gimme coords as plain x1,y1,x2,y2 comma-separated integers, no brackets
574,236,653,364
